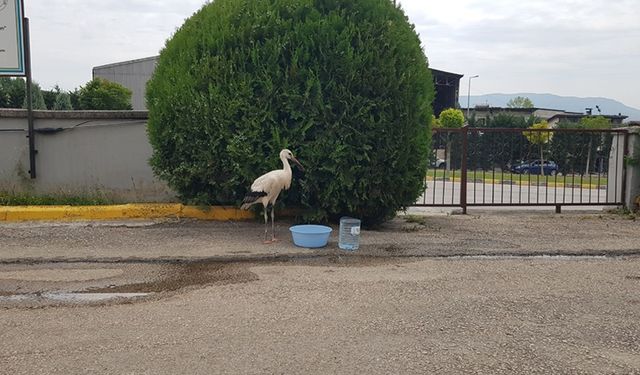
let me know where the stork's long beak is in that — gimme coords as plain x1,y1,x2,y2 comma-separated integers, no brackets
291,156,304,171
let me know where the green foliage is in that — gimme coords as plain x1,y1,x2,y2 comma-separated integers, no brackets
438,108,465,128
0,191,113,206
549,121,611,174
579,115,611,130
436,108,464,170
22,82,47,110
507,96,534,108
524,120,553,174
578,116,612,174
42,87,57,110
524,120,552,145
146,0,434,226
53,91,73,110
78,78,132,110
431,114,440,128
624,145,640,167
69,89,81,110
467,114,533,170
0,77,26,108
0,79,74,110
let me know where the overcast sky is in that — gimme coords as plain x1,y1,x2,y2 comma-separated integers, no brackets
24,0,640,109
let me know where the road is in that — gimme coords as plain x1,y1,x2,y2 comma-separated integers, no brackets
1,213,639,374
1,257,639,374
419,180,616,208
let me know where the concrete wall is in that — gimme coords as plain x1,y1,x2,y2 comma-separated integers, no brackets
93,56,158,111
0,109,175,202
623,127,640,210
606,126,640,210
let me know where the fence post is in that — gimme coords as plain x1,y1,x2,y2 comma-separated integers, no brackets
621,131,629,205
460,125,469,214
623,127,640,211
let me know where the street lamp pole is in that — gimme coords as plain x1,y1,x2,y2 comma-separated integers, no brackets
466,75,479,119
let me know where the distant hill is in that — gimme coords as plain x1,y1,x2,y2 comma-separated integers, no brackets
467,93,640,121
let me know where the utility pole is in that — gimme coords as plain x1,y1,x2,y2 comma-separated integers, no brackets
466,75,479,120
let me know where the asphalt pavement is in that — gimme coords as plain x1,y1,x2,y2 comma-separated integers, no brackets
1,211,639,374
0,210,638,262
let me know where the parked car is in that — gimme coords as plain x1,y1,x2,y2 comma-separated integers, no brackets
510,160,559,176
431,158,446,169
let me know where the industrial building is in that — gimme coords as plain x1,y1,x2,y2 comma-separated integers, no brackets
92,56,158,111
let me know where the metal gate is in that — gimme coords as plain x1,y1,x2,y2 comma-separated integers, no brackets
416,127,629,213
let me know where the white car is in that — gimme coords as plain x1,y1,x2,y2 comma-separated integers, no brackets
431,158,446,169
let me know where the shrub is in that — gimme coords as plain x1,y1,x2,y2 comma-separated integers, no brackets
437,108,464,129
146,0,434,226
77,78,132,110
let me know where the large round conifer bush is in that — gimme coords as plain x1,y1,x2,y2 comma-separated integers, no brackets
146,0,434,226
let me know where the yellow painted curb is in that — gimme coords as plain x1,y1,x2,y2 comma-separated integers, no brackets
0,204,255,222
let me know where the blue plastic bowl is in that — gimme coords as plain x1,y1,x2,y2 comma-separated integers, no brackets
289,225,332,248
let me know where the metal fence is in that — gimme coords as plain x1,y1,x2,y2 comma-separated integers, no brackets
417,127,629,213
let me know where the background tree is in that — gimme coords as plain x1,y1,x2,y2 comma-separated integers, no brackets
22,82,47,110
53,91,73,110
549,121,585,175
524,120,553,174
468,113,534,170
435,108,464,171
78,78,132,110
579,116,611,175
69,88,81,110
146,0,434,226
0,77,26,108
42,87,57,110
507,96,534,109
41,85,69,110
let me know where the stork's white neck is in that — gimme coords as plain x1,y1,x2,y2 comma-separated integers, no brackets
280,154,292,173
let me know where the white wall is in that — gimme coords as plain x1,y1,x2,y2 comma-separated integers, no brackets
0,109,175,202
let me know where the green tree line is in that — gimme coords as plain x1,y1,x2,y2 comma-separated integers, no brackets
434,110,613,175
0,77,132,110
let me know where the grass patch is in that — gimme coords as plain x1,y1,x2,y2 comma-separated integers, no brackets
606,207,637,221
0,191,114,206
403,215,428,226
427,169,608,187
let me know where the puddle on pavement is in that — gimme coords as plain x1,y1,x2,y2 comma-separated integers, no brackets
0,255,406,308
3,253,629,308
0,261,258,308
1,292,150,303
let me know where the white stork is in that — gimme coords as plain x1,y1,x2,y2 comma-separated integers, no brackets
241,149,304,243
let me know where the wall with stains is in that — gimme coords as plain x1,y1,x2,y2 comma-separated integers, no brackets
0,109,175,202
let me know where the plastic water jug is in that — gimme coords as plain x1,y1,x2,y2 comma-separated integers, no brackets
338,217,361,251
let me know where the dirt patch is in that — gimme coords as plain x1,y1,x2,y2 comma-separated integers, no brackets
0,256,414,308
87,262,258,294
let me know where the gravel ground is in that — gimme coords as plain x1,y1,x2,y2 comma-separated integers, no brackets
1,257,640,374
0,211,639,374
0,210,638,261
